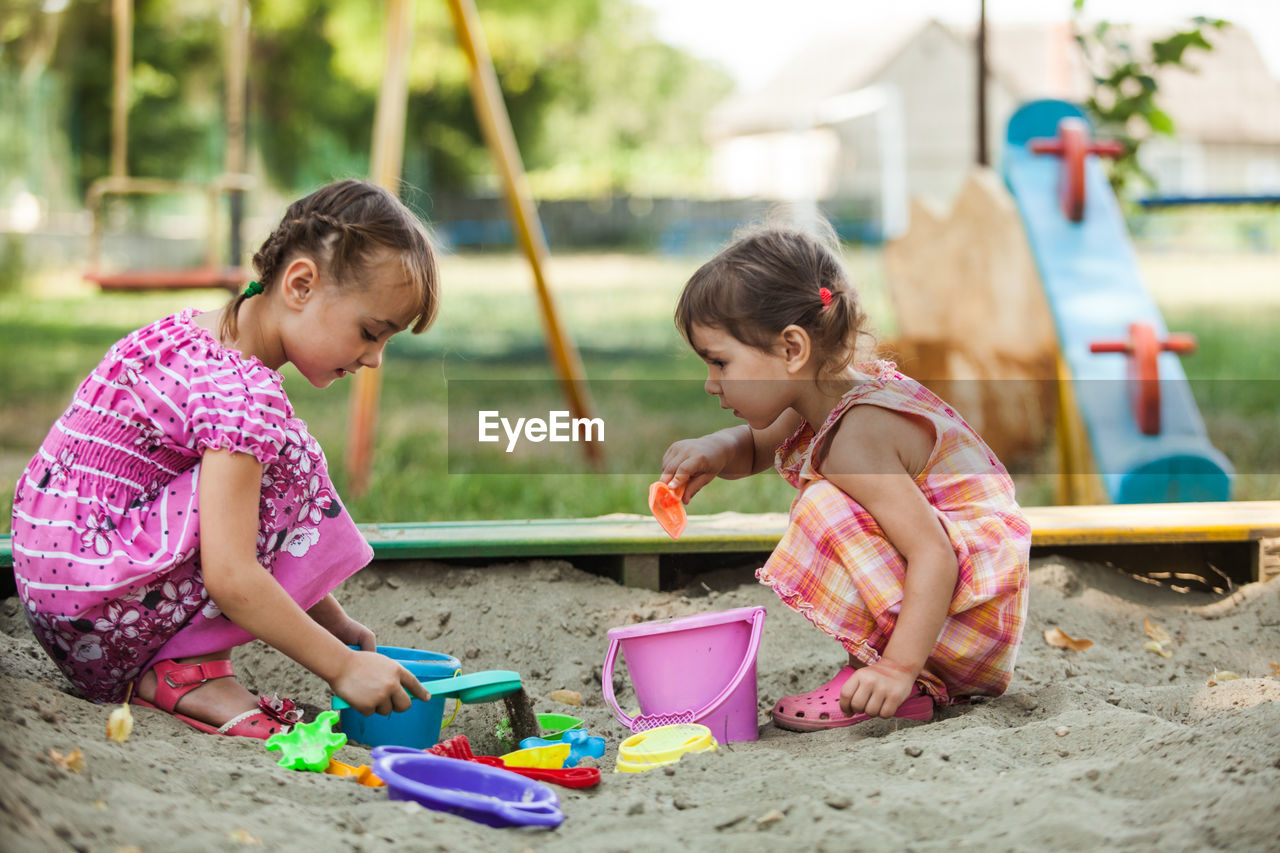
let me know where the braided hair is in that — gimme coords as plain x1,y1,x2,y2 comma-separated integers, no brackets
219,179,439,343
674,220,869,385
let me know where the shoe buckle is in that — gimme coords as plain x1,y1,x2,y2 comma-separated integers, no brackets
164,663,209,689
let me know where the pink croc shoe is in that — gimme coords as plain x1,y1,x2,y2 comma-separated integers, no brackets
771,665,935,732
132,658,301,740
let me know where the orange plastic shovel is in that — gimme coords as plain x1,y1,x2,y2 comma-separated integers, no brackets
648,481,687,540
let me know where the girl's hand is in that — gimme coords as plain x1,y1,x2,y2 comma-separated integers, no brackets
839,658,918,718
331,650,431,717
660,437,730,503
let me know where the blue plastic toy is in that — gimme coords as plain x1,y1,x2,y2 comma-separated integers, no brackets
518,729,605,768
265,710,348,772
336,646,461,750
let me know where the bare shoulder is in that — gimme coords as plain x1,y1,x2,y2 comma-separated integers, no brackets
820,404,936,479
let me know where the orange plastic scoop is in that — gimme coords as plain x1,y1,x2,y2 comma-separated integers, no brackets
325,758,385,787
648,481,687,540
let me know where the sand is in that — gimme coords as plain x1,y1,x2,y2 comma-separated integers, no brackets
2,551,1279,852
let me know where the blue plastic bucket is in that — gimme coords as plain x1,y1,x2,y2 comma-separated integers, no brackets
337,645,461,749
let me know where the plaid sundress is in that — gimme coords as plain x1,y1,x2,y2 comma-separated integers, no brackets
757,361,1030,705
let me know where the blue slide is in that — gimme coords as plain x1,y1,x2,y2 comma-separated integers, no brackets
1003,99,1232,503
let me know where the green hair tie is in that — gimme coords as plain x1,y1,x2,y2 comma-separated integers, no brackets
243,280,264,297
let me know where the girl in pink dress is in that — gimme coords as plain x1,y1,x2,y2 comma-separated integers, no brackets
660,224,1030,731
12,180,438,738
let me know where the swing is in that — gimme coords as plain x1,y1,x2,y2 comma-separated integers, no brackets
83,0,251,293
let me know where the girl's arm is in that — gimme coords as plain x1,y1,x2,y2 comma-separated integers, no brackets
198,449,429,715
307,594,376,651
819,406,958,717
662,409,802,502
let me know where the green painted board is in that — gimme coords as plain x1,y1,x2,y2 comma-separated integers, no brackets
0,514,783,569
3,503,1275,569
354,513,786,560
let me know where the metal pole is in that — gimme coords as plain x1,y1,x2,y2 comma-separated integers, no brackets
977,0,989,166
345,0,414,496
225,0,249,267
111,0,131,178
444,0,600,464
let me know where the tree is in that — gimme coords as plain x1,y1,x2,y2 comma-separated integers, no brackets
3,0,732,200
1071,0,1229,195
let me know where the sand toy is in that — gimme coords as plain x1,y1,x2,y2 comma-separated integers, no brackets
519,729,605,767
264,711,347,772
428,736,600,788
371,746,564,829
615,723,717,773
648,481,687,539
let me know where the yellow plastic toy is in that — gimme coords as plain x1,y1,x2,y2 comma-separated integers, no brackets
615,723,717,773
499,742,571,769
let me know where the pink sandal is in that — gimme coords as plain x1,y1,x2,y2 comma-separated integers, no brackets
771,665,935,732
131,658,302,740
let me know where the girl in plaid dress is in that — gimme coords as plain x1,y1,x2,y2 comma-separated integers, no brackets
12,181,436,738
660,225,1030,731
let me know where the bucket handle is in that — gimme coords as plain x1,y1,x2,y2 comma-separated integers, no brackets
601,607,766,732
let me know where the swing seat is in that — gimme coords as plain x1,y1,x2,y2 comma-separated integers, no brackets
84,266,245,293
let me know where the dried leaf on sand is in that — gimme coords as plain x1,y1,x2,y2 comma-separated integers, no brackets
1143,618,1172,645
48,748,84,772
106,704,133,743
1044,627,1093,651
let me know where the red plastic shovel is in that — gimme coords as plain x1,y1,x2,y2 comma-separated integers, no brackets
648,481,687,540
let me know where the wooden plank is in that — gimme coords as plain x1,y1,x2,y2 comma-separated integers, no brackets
1023,501,1280,547
86,267,244,292
2,502,1276,569
620,554,661,591
1255,537,1280,584
882,169,1058,465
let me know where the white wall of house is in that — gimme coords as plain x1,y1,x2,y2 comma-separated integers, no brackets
709,20,1280,215
710,129,841,200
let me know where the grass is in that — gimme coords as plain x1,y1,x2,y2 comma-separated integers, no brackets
1,247,1275,535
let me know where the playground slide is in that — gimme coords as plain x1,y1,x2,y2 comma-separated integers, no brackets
1003,99,1233,503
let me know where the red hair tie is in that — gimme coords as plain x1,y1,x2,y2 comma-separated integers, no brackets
818,287,833,308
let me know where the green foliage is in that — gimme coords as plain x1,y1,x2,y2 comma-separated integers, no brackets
1071,0,1229,197
1,0,731,198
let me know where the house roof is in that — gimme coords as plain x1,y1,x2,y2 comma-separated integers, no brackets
709,18,1280,145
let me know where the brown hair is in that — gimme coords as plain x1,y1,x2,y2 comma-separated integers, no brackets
219,179,440,342
674,222,868,382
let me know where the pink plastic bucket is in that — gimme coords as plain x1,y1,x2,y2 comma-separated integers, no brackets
601,606,766,743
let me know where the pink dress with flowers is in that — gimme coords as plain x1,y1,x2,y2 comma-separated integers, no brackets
10,309,372,703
